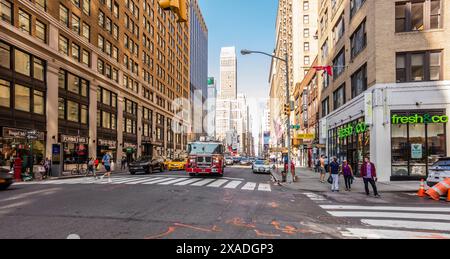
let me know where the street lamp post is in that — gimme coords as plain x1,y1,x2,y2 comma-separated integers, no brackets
241,49,293,183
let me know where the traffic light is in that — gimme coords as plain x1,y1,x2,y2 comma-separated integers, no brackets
158,0,187,23
283,104,291,116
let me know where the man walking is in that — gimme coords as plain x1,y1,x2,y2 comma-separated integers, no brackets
360,157,380,198
329,157,340,192
319,155,326,183
101,152,112,183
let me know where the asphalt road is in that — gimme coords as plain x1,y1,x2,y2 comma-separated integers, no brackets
0,166,449,239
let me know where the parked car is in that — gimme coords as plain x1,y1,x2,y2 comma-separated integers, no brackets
252,160,272,174
240,157,252,166
0,168,14,190
129,157,165,175
166,158,187,171
427,157,450,187
225,157,234,166
232,157,242,164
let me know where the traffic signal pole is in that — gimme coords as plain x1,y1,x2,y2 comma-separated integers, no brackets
285,52,293,184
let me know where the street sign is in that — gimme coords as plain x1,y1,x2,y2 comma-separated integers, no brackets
297,133,315,140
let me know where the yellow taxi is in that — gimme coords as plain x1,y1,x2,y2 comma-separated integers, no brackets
166,158,187,171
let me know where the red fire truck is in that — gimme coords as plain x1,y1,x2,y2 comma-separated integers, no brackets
186,140,225,177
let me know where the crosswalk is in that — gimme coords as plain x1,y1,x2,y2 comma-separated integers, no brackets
16,176,272,192
321,204,450,239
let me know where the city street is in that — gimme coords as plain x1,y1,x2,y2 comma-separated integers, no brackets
1,167,449,239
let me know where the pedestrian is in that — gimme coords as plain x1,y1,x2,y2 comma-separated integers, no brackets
101,152,112,183
284,159,296,182
342,160,354,191
87,157,98,179
121,156,127,171
43,157,51,179
329,157,341,192
360,157,380,198
319,155,326,183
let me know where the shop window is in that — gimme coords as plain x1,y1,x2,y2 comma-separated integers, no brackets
0,41,10,68
14,84,30,112
67,100,79,122
14,49,31,76
33,58,45,81
33,90,44,115
0,79,10,107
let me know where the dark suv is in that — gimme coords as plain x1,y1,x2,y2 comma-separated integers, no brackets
129,157,165,175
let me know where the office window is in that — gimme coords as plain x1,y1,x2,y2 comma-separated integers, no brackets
15,84,30,112
67,73,79,94
35,0,46,10
0,41,10,68
350,0,366,18
67,100,79,122
303,1,309,10
304,42,310,52
322,97,329,117
58,98,65,119
59,35,69,55
18,9,31,34
71,0,80,8
33,90,44,114
350,20,366,59
98,11,104,27
351,64,367,98
97,59,104,74
0,79,10,107
59,4,69,27
14,49,31,76
33,58,45,81
35,20,47,43
72,43,80,61
396,1,441,32
83,0,91,15
82,22,90,41
72,15,80,34
333,84,346,110
82,50,90,66
396,51,442,82
81,105,88,124
333,14,345,44
333,48,345,79
0,0,12,24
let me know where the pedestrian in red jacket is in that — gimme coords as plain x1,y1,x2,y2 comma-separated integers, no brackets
360,157,380,198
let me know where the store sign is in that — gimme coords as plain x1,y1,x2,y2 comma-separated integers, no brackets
3,128,44,140
297,133,315,140
392,114,449,124
411,144,423,159
98,139,117,149
124,143,137,149
60,135,88,144
338,122,368,139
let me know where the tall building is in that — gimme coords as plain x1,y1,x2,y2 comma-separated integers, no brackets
206,77,217,138
219,47,237,99
318,0,450,181
190,0,208,140
0,0,191,175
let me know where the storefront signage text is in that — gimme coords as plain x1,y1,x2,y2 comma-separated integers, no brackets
338,123,368,139
3,128,45,140
98,139,117,149
60,135,88,144
297,133,315,140
392,114,449,124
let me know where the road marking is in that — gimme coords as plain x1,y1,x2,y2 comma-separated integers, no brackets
174,178,204,186
223,180,242,189
320,205,450,213
241,182,257,191
190,179,216,186
258,183,271,192
126,178,164,184
361,219,450,232
327,211,450,221
142,178,177,185
342,228,450,239
158,178,191,185
303,193,327,201
207,179,229,188
107,178,147,184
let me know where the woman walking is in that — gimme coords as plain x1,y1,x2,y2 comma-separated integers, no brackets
342,160,354,191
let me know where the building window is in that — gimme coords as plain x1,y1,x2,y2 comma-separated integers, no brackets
350,20,366,59
83,0,91,15
303,15,309,24
33,90,44,114
0,0,13,24
0,41,11,68
303,1,309,11
333,48,345,79
396,51,442,83
350,0,366,18
14,49,31,76
321,97,329,117
36,0,46,10
333,84,345,110
18,9,31,35
304,56,310,66
67,100,79,122
333,14,345,44
33,58,45,81
14,84,30,112
58,98,65,119
59,35,69,55
0,79,10,107
59,4,69,27
82,22,90,41
351,64,367,98
72,14,80,34
395,0,441,32
82,50,90,66
304,42,310,52
35,20,47,43
72,43,80,61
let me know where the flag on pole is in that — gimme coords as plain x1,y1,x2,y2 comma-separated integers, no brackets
313,65,333,76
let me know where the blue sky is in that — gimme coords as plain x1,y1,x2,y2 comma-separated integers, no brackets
198,0,278,99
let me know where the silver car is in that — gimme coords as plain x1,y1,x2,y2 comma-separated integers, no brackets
252,160,272,174
427,158,450,187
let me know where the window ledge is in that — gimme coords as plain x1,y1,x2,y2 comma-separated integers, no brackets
395,29,445,35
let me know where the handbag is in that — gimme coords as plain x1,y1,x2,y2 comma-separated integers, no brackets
327,175,333,184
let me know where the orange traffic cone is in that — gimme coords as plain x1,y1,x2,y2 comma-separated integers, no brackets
417,179,426,198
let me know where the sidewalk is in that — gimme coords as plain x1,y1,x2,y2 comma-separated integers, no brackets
271,166,420,193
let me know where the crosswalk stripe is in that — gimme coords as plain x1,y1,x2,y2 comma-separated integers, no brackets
126,178,164,184
223,180,242,189
190,179,216,186
207,179,228,188
327,211,450,221
241,182,257,191
258,183,271,192
142,178,176,185
158,178,191,185
108,178,147,184
320,205,450,213
174,178,204,186
342,228,450,239
361,219,450,232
